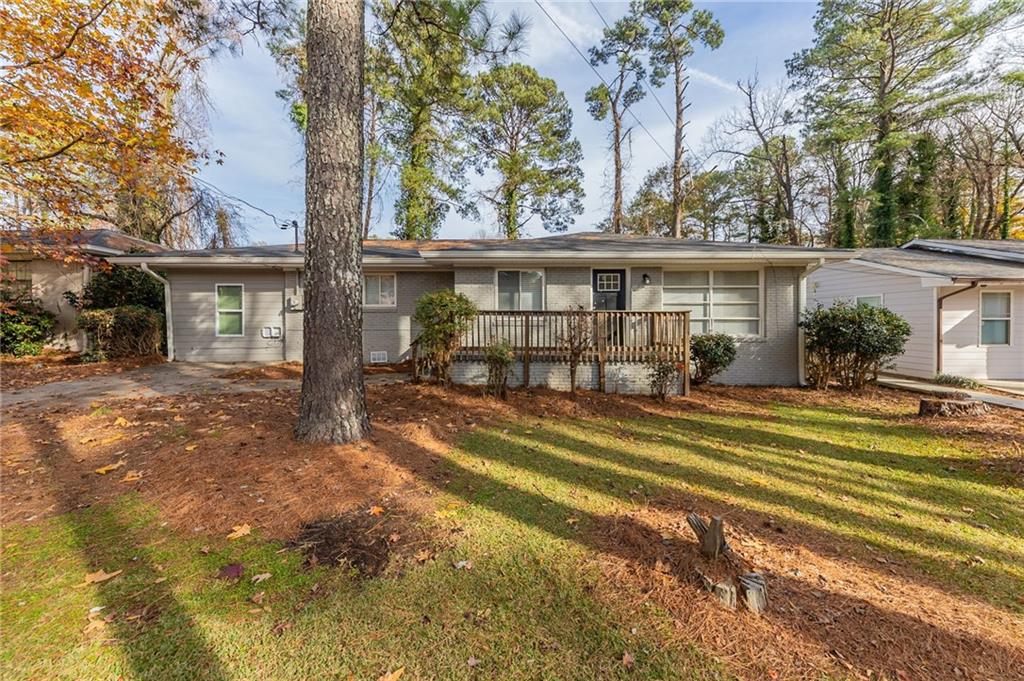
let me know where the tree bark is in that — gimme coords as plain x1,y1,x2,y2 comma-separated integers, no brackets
672,61,685,239
611,102,624,234
296,0,371,444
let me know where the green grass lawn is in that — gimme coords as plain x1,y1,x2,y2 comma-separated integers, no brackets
2,396,1021,679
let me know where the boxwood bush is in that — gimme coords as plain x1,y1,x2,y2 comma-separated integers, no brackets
0,299,56,356
800,301,911,390
690,333,738,385
412,290,477,385
77,305,163,361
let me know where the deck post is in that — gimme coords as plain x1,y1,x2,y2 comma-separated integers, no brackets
682,312,691,397
596,312,607,392
522,312,531,388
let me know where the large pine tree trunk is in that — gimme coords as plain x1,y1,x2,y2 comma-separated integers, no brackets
612,104,624,234
672,62,685,239
296,0,371,444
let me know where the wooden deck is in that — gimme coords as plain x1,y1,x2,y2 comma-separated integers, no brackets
451,310,691,394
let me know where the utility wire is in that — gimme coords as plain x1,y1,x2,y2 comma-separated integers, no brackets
532,0,672,161
190,175,297,227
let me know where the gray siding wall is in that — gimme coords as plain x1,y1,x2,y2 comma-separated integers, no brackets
284,270,303,362
363,271,454,362
630,267,662,310
545,267,590,309
168,268,286,363
453,268,494,308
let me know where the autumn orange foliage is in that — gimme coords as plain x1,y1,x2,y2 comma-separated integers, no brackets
0,0,198,235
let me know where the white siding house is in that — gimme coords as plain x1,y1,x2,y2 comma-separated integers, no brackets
810,239,1024,381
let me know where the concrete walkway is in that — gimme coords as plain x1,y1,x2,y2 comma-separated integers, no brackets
1,362,408,409
980,379,1024,398
877,376,1024,412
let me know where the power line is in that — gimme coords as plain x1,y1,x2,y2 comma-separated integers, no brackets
532,0,672,161
190,175,297,227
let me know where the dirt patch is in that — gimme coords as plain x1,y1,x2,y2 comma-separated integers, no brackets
291,500,441,577
217,360,413,382
0,352,164,391
218,362,303,381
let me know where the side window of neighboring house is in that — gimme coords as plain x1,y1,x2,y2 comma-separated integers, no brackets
216,284,244,336
497,270,543,311
1,260,32,296
364,273,397,307
856,295,883,308
980,291,1011,345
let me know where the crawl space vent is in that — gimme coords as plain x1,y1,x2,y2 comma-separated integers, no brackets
369,351,388,364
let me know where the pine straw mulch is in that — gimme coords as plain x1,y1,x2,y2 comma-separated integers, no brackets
2,382,1022,680
216,360,413,382
0,352,165,392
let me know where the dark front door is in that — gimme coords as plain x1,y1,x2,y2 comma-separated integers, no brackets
592,269,626,310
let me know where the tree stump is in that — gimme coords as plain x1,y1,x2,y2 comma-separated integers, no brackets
738,573,768,614
918,398,990,417
687,513,730,558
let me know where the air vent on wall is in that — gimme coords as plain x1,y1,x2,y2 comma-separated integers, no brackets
369,351,388,364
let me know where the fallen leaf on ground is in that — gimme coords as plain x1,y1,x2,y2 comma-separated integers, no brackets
113,416,136,427
251,592,265,605
414,549,433,563
453,560,473,571
185,444,198,452
621,651,635,669
94,460,126,475
121,470,143,483
369,505,384,516
467,657,479,667
79,436,96,445
251,572,271,584
377,668,405,681
217,563,244,580
84,569,123,584
226,524,251,540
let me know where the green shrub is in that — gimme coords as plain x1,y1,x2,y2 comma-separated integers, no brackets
412,290,478,385
484,339,515,399
646,353,684,401
800,301,912,390
0,299,56,356
935,373,982,390
64,265,164,312
77,306,163,361
690,333,737,385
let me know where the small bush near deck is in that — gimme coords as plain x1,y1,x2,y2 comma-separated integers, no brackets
484,339,515,399
413,290,477,386
646,354,684,401
935,373,982,390
0,298,56,356
690,333,737,385
77,305,163,361
801,301,911,390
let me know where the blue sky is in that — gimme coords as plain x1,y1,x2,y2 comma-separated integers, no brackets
197,1,819,245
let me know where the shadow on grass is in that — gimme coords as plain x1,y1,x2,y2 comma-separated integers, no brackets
373,422,1024,680
24,419,228,680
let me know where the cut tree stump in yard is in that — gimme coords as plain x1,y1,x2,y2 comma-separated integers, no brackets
918,398,990,417
687,513,730,558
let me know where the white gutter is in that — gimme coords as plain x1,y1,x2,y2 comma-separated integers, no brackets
112,255,429,268
140,263,173,362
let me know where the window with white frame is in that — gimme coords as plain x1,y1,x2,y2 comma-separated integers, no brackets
856,295,884,308
596,272,621,292
215,284,244,336
497,270,543,310
1,260,32,296
663,270,761,336
364,273,396,307
980,291,1011,345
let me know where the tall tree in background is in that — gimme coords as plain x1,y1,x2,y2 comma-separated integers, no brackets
788,0,1021,246
295,0,370,444
463,63,584,239
639,0,723,238
587,13,648,234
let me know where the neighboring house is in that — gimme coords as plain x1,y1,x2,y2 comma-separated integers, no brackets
115,233,852,392
0,229,165,350
809,239,1024,381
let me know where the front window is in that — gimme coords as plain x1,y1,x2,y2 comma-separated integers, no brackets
1,260,32,297
856,295,884,308
216,284,244,336
980,291,1011,345
663,269,761,336
364,273,396,307
498,270,543,310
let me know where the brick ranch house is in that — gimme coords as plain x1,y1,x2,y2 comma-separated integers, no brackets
115,233,854,392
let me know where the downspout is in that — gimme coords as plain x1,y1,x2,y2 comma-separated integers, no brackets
141,263,173,362
797,258,826,386
935,280,979,376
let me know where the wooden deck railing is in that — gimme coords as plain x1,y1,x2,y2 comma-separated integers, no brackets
448,309,691,394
